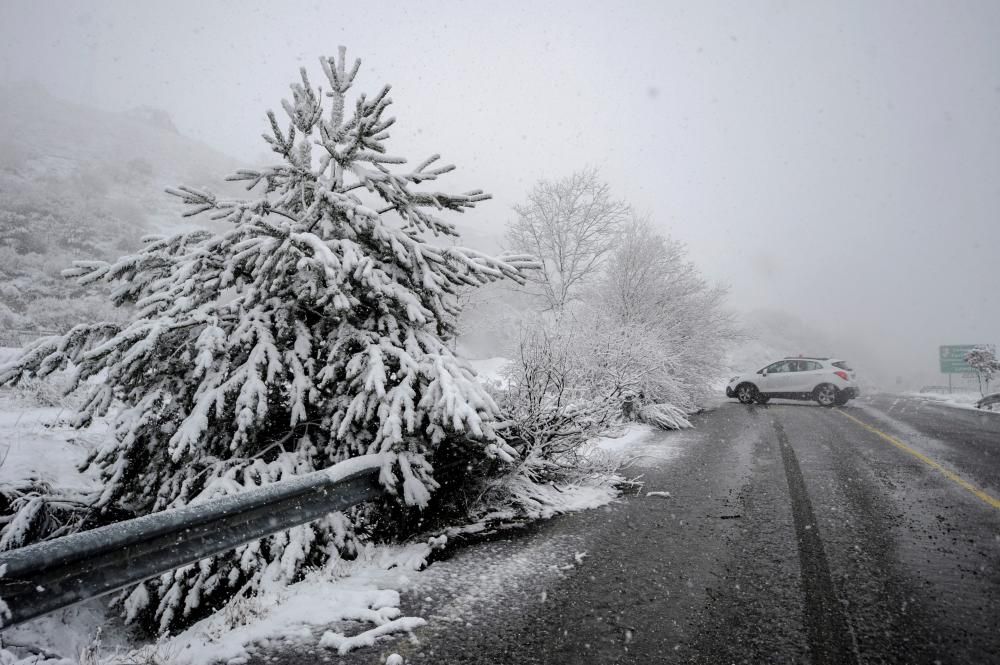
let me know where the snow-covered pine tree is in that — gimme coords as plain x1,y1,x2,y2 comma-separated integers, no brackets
0,47,534,632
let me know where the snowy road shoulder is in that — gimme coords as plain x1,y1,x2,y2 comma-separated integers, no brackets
311,421,702,664
0,401,692,665
220,426,693,664
901,390,1000,414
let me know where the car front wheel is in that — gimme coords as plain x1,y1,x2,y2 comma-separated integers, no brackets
736,384,757,404
815,383,838,407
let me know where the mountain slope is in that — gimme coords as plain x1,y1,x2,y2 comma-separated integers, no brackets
0,82,243,334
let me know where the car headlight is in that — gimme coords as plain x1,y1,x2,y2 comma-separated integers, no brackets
729,376,739,383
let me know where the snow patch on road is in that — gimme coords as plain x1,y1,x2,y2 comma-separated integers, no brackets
588,423,690,468
592,423,657,454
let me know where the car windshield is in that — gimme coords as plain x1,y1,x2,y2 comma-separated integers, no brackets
0,3,996,664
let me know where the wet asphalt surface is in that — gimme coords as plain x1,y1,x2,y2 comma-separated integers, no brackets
258,395,1000,664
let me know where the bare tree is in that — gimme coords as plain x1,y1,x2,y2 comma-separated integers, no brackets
507,169,629,311
601,215,703,324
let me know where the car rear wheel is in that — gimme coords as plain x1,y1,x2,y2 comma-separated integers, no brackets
815,383,838,407
736,383,757,404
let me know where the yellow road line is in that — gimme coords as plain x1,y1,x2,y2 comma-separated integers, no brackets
836,408,1000,511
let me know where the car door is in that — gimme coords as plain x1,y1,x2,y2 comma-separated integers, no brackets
774,360,804,393
796,360,824,392
759,360,794,393
773,360,799,392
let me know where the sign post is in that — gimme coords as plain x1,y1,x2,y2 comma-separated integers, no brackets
939,345,995,393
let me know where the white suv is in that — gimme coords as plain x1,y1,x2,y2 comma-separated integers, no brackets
726,357,859,407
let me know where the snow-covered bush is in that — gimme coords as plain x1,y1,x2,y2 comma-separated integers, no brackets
594,216,736,409
637,403,692,430
494,320,615,478
491,314,665,478
447,313,667,521
965,346,999,396
0,48,533,633
0,480,94,551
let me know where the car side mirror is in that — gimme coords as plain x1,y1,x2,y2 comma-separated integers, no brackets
758,369,767,376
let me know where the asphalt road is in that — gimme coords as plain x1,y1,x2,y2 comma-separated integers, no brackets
264,395,1000,664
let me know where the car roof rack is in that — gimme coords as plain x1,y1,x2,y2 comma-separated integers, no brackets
784,356,830,361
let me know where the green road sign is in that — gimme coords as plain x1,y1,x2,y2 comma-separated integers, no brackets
939,344,992,373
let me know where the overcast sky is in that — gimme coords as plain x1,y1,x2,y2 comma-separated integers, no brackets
1,0,998,382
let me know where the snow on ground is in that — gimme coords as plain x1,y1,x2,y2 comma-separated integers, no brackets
587,423,691,469
0,600,130,665
0,347,21,366
0,537,441,665
590,423,656,455
0,391,124,665
151,542,442,664
254,530,595,665
903,390,999,413
0,380,127,663
0,393,105,494
467,356,511,389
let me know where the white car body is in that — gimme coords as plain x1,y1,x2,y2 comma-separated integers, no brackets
726,357,859,407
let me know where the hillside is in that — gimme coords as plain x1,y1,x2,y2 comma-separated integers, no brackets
0,82,242,335
728,308,899,392
726,309,836,371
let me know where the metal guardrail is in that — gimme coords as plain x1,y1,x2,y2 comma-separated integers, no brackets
977,393,1000,410
0,455,386,628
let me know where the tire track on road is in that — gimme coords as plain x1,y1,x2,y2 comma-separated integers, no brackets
772,416,859,665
